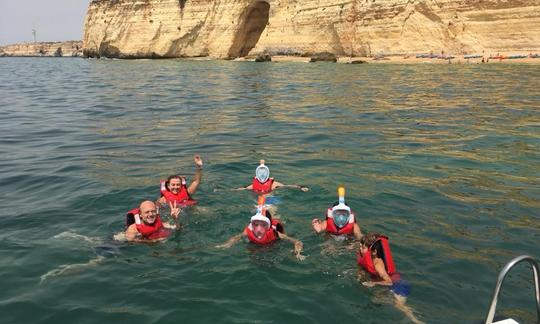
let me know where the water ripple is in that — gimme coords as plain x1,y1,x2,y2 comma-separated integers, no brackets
0,58,538,323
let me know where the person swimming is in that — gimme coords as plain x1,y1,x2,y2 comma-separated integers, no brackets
157,155,203,207
312,186,362,240
216,197,306,260
357,232,424,324
125,200,180,242
226,160,309,194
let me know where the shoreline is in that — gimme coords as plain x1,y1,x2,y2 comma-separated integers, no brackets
251,52,540,65
2,51,540,64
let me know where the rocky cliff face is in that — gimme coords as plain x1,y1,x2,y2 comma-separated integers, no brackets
83,0,540,58
0,41,83,57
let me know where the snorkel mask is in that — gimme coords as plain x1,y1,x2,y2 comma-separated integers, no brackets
331,186,351,229
255,159,270,183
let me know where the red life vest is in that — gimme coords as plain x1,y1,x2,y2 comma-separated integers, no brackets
126,208,171,240
160,178,197,206
252,177,274,194
357,236,397,277
325,208,356,235
245,219,284,245
126,208,140,228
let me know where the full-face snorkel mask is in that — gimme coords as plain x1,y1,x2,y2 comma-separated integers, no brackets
255,160,270,183
331,186,351,229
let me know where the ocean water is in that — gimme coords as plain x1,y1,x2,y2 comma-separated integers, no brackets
0,57,539,323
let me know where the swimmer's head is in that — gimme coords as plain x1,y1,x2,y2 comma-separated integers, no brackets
250,210,271,239
139,201,158,224
330,186,351,228
255,159,270,183
167,175,184,194
360,232,383,256
331,202,351,229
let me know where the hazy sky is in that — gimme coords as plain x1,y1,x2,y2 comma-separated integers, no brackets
0,0,90,45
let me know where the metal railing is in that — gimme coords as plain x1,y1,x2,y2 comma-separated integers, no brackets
484,255,540,324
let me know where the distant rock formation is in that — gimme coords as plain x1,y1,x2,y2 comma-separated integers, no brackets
255,53,272,62
82,0,540,59
0,41,83,57
310,52,338,63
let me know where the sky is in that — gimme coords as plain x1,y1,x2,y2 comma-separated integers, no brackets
0,0,90,45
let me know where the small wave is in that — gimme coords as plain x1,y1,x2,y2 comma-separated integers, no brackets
40,256,105,283
52,231,101,244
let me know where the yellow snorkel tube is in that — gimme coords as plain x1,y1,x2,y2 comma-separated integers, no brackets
338,186,346,204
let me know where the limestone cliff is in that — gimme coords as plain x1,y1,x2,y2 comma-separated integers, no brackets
0,41,83,57
83,0,540,58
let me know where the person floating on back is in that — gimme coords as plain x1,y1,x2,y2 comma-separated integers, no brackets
125,200,180,242
157,155,203,207
216,196,306,260
357,232,424,324
229,160,309,194
311,186,362,240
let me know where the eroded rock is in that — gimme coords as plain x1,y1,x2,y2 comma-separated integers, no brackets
82,0,540,59
255,53,272,62
310,52,337,63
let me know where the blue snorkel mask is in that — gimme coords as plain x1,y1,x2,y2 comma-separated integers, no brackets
332,207,351,228
255,162,270,183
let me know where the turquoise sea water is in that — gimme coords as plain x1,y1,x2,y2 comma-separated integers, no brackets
0,57,539,323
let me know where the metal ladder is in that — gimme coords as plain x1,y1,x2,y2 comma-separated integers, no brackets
485,255,540,324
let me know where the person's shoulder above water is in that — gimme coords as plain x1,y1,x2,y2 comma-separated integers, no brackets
312,186,362,240
216,196,305,260
125,200,180,243
157,155,203,206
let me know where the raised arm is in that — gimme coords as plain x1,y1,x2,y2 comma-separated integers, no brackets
272,181,309,192
163,201,181,230
187,155,203,195
278,232,306,260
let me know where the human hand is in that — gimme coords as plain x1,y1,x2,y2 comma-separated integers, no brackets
294,241,304,258
311,219,323,232
169,201,180,219
300,186,309,192
194,155,203,168
362,281,375,287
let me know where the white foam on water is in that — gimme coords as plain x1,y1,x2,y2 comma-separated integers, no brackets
52,231,101,244
40,256,105,283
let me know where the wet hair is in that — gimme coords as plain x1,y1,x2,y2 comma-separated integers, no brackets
360,232,383,257
166,175,183,190
167,174,182,182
